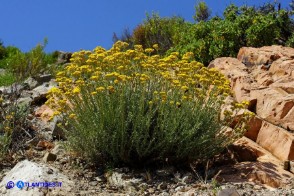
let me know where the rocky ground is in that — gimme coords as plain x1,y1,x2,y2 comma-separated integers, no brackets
0,141,293,196
0,46,294,195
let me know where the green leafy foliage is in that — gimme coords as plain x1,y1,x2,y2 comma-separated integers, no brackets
0,39,57,81
170,3,294,65
114,13,186,55
0,71,16,86
193,1,211,22
114,3,294,65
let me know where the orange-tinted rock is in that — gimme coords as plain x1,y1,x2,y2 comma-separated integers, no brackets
208,57,248,78
270,80,294,94
34,104,54,123
256,121,294,161
36,140,54,150
250,88,294,131
230,137,264,162
269,58,294,80
208,58,254,103
237,45,294,67
244,116,263,141
220,137,294,188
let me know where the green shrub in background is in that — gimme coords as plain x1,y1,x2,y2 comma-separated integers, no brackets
0,39,57,81
170,3,294,65
114,2,294,65
114,13,186,55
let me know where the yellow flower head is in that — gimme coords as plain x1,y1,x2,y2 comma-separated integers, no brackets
73,87,81,94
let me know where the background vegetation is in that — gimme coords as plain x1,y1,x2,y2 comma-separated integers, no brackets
0,38,58,85
114,1,294,65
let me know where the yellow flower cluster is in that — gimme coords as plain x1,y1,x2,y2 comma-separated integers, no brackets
47,41,233,115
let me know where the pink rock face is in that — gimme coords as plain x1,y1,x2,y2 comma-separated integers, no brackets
210,45,294,163
237,45,294,67
244,116,263,142
250,88,294,131
269,58,294,79
256,121,294,161
221,137,294,188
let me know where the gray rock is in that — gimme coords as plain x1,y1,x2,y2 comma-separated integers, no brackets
45,115,65,140
16,97,32,109
159,192,169,196
34,74,52,85
28,115,64,141
31,83,53,104
23,77,38,90
89,181,98,186
50,143,66,156
182,173,194,184
0,160,73,196
0,83,23,95
107,171,142,193
217,188,240,196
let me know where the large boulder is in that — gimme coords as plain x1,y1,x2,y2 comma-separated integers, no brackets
237,45,294,67
0,160,73,196
223,137,294,188
250,88,294,132
209,45,294,163
256,121,294,161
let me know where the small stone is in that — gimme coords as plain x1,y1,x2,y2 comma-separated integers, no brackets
51,143,66,156
23,77,38,90
217,188,240,196
253,185,262,190
148,188,155,193
89,181,98,186
160,192,169,196
95,176,106,182
175,186,185,192
157,182,167,190
43,152,57,162
34,74,52,84
182,173,193,184
156,166,175,177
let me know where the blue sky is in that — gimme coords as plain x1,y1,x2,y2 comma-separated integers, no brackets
0,0,292,52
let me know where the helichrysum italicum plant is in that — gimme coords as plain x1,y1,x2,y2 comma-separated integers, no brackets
47,41,252,166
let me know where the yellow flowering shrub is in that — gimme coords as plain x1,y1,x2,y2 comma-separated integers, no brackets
47,41,251,166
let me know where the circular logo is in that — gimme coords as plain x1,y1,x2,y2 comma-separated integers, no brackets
16,181,24,189
6,181,14,189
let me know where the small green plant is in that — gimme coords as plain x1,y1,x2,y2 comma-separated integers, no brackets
0,88,29,160
0,71,16,86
